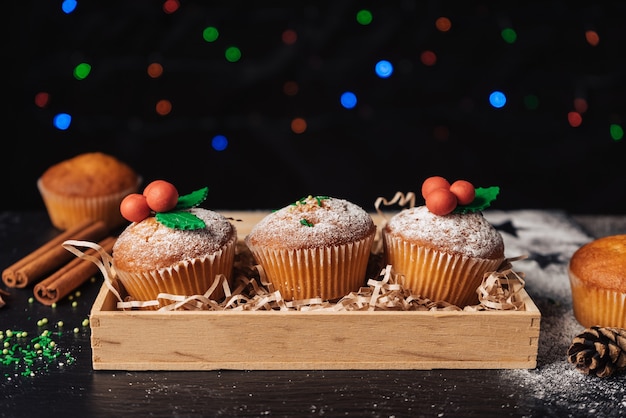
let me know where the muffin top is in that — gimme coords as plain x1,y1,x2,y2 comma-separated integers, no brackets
113,208,236,272
245,196,376,250
384,205,504,260
569,234,626,292
40,152,138,197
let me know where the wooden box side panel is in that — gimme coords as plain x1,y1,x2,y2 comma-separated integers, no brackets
91,294,540,371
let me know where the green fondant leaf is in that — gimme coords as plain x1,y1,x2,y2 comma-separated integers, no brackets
175,187,209,210
156,211,206,230
453,186,500,214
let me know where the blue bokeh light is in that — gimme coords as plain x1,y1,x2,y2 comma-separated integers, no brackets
489,91,507,108
375,60,394,78
53,113,72,130
211,134,228,151
340,91,357,109
62,0,78,14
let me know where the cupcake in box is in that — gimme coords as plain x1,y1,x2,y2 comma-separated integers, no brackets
245,195,376,301
379,176,506,307
111,181,237,309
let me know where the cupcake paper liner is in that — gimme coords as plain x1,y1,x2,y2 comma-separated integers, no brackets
569,274,626,328
114,237,236,310
383,234,504,307
38,178,140,231
248,233,375,301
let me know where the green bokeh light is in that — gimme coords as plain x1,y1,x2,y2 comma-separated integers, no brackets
225,46,241,62
524,94,539,110
73,63,91,80
202,26,219,42
610,124,624,141
356,9,373,25
501,28,517,44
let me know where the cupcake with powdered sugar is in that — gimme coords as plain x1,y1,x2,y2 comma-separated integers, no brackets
380,177,505,307
245,195,376,301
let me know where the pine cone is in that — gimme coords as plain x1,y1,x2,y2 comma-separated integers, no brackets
567,326,626,378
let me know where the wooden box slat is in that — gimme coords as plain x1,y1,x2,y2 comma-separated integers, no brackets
89,211,541,371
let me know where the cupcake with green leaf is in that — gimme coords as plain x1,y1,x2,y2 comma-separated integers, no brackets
379,177,505,307
112,181,237,309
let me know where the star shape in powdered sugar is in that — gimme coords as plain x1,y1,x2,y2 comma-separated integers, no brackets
493,219,520,237
527,251,565,269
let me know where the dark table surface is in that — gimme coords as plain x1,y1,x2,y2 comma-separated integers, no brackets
1,210,625,418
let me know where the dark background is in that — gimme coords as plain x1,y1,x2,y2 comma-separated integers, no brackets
7,1,626,214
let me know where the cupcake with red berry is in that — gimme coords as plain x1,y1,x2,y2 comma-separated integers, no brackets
112,180,237,309
379,176,505,307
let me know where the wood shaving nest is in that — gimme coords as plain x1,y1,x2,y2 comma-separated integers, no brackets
120,243,528,312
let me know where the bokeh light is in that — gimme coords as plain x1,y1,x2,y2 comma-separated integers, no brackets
489,91,507,108
73,63,91,80
375,60,393,78
433,125,450,141
585,30,600,46
435,17,451,32
356,10,373,25
283,81,299,96
568,111,582,127
574,98,588,113
211,134,228,151
282,29,297,45
610,124,623,141
340,92,357,109
420,50,437,66
156,99,172,116
147,62,164,78
34,92,50,108
163,0,180,14
225,46,242,62
202,26,219,42
53,113,72,130
291,117,307,134
61,0,77,14
524,94,539,110
501,28,517,44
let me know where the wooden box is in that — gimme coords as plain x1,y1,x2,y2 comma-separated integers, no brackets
89,211,541,371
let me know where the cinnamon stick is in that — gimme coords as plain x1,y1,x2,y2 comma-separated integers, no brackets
2,219,108,288
33,236,116,305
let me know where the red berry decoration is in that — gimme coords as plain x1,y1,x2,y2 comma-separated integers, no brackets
143,180,179,213
450,180,476,205
120,193,151,223
425,188,457,216
421,176,451,199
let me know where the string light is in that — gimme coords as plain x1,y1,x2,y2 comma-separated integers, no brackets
53,113,72,130
356,10,373,25
585,30,600,46
501,28,517,44
225,46,241,62
34,92,50,108
73,63,91,80
163,0,180,14
147,62,164,78
211,135,228,151
340,92,357,109
156,99,172,116
61,0,77,14
291,118,307,134
489,91,507,108
282,29,297,45
568,111,582,127
420,50,437,66
435,17,451,32
202,26,219,43
610,124,623,141
375,60,393,78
